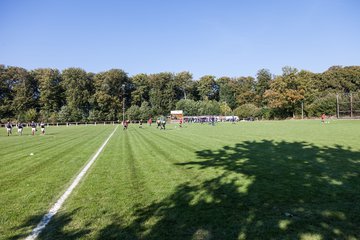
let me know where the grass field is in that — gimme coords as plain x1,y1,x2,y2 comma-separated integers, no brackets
0,120,359,240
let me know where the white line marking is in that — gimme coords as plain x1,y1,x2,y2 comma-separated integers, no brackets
25,126,118,240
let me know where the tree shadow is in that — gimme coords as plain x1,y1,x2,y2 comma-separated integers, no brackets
8,208,91,240
9,141,359,239
7,213,45,240
37,208,91,240
95,215,138,240
117,140,360,239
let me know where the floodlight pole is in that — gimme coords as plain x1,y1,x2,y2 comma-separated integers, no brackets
122,84,125,124
350,92,353,118
336,93,339,118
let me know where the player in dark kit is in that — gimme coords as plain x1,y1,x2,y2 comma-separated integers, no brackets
17,122,23,135
139,119,143,128
6,122,12,136
160,119,166,130
30,121,37,135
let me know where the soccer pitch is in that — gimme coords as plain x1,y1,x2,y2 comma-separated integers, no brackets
1,121,359,240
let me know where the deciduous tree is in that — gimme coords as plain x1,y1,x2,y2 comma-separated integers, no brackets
61,68,93,121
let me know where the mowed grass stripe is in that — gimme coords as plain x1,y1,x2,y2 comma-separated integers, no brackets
0,127,87,157
38,127,140,239
1,126,114,195
0,125,116,240
123,129,150,198
0,127,110,181
37,125,249,239
0,130,81,160
37,126,200,239
132,128,195,193
136,127,225,184
26,126,118,240
1,134,95,186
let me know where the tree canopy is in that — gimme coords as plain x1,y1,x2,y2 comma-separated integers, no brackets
0,64,359,122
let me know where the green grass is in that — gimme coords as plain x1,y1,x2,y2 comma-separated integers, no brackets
1,121,360,240
0,125,115,239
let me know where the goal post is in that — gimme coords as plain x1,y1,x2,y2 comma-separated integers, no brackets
337,92,360,119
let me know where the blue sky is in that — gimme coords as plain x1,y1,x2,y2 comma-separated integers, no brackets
0,0,359,79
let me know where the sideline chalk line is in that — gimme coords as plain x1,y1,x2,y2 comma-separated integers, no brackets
25,125,119,240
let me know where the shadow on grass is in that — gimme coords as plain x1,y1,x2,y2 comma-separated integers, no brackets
8,213,45,240
11,140,360,239
9,208,90,240
108,140,360,239
37,208,91,240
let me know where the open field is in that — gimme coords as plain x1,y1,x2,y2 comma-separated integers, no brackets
1,121,360,240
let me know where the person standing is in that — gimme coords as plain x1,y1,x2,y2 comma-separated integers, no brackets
123,120,128,130
6,122,12,136
139,119,143,128
161,119,166,130
321,113,326,123
30,121,37,135
40,122,46,135
17,122,23,135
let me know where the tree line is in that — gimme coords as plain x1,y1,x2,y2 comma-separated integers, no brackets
0,64,359,123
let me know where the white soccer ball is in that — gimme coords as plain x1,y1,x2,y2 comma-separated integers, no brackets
30,153,34,156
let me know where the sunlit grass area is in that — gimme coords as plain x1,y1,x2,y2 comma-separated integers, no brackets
0,125,115,239
1,120,359,239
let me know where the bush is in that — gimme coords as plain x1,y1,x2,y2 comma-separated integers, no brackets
139,101,152,120
57,106,72,122
49,112,58,124
307,94,336,117
126,105,140,120
24,108,38,122
197,100,220,115
234,104,260,119
88,110,101,122
176,99,198,116
259,107,273,120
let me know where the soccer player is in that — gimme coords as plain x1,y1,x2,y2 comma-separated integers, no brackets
123,120,128,130
40,122,46,135
139,119,143,128
179,118,183,128
17,122,23,135
30,121,37,135
6,122,12,136
321,113,326,123
161,119,166,130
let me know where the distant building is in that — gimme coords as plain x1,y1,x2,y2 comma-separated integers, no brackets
170,110,183,123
